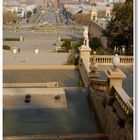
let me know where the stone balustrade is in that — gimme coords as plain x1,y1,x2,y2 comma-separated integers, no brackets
79,55,133,115
110,86,133,115
90,55,133,64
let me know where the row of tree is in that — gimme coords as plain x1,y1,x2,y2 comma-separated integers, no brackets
3,8,38,24
3,11,19,24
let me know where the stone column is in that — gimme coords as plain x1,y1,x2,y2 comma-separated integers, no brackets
105,54,126,89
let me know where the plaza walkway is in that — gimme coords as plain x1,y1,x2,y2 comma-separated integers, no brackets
4,88,108,140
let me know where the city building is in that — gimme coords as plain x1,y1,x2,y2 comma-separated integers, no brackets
3,0,36,18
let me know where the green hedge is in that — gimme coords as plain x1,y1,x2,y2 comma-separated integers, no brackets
4,38,20,41
61,38,73,42
57,49,67,53
3,45,11,50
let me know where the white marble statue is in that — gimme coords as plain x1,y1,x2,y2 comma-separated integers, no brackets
83,26,89,47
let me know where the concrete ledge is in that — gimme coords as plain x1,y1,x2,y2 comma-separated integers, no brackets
4,88,68,109
4,83,59,88
3,65,78,70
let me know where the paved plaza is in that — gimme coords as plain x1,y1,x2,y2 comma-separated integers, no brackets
3,51,68,65
3,31,75,51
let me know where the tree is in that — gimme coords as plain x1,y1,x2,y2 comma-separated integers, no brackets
3,11,18,24
104,0,133,53
89,37,102,50
33,8,38,15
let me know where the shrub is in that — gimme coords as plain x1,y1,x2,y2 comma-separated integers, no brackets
66,50,79,65
61,39,72,52
77,79,84,87
61,38,72,42
3,45,11,50
58,49,67,53
94,47,114,55
126,47,133,55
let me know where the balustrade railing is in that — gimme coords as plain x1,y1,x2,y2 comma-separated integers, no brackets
110,86,133,115
90,55,133,64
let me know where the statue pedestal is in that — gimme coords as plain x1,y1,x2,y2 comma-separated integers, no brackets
79,45,91,62
105,68,126,89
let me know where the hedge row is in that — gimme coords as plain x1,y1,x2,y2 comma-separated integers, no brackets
4,38,20,41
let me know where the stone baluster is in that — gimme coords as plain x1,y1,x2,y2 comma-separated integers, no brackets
88,51,100,79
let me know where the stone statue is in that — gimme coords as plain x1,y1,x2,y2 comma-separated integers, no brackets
83,26,88,39
122,46,126,54
83,26,89,47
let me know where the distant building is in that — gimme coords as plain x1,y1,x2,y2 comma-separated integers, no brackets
108,0,126,3
34,0,42,6
54,0,59,11
3,0,36,18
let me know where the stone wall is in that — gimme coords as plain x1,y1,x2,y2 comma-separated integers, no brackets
90,91,133,140
89,21,103,39
88,21,108,49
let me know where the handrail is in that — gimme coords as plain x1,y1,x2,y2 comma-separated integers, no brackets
90,55,133,64
110,86,133,115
